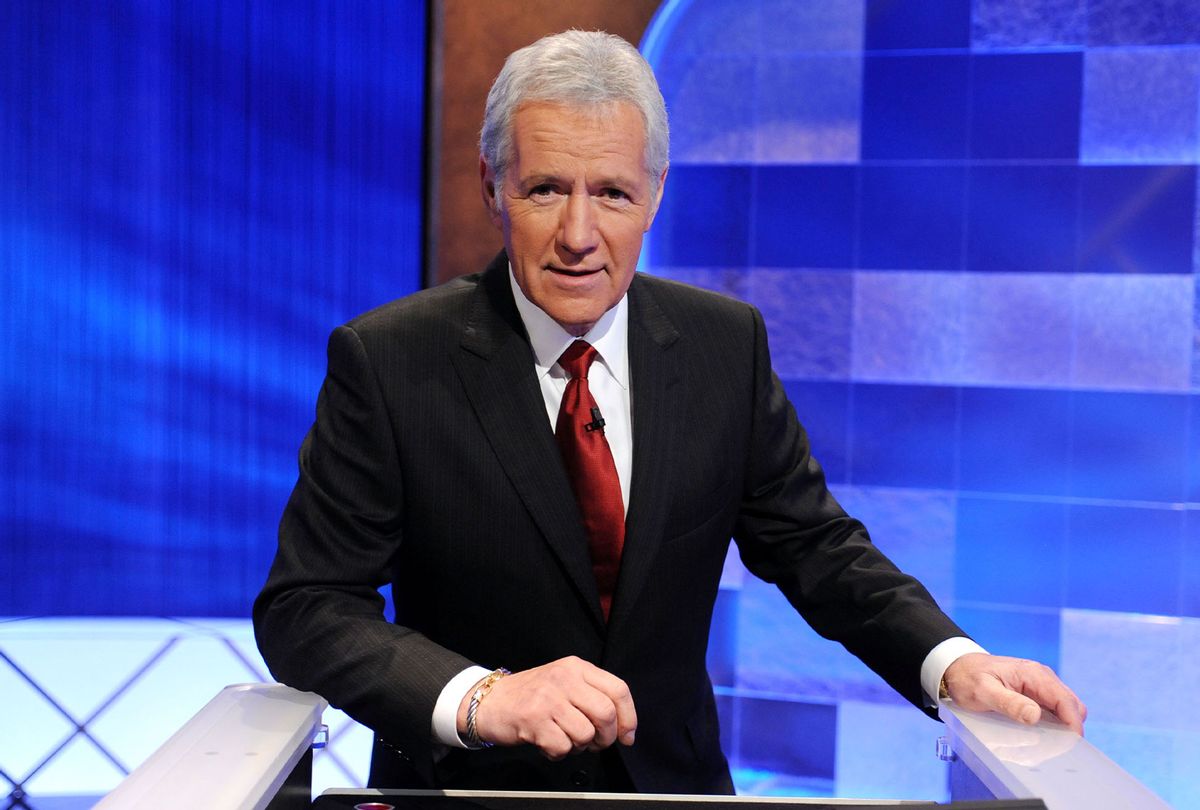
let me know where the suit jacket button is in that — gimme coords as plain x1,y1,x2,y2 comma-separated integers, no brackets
570,769,590,787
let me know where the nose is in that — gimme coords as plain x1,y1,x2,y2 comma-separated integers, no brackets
558,190,599,258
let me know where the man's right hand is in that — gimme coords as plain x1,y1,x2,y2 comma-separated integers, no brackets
457,656,637,760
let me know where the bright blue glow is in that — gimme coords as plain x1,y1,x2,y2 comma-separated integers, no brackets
849,383,959,489
834,486,957,606
957,273,1074,387
646,165,752,267
857,165,967,268
1070,390,1190,501
752,54,863,164
640,0,693,67
1078,166,1197,274
966,165,1079,273
754,167,857,268
1087,0,1200,46
737,696,836,780
969,52,1083,159
850,271,966,382
956,496,1069,608
865,0,971,50
1071,275,1194,390
0,1,426,616
952,605,1062,671
971,0,1087,48
744,270,853,379
1059,608,1199,734
641,0,1200,803
1081,48,1200,163
959,387,1073,496
861,54,970,159
1065,504,1184,614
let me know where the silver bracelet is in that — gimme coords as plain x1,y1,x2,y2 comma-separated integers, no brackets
466,667,510,748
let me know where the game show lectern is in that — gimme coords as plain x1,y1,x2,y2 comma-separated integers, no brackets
96,683,1168,810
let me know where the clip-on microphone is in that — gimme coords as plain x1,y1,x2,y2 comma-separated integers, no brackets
584,406,606,434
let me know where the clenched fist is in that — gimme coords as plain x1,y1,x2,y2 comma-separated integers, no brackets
458,656,637,760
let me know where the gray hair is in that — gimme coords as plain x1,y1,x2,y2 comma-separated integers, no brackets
480,30,669,197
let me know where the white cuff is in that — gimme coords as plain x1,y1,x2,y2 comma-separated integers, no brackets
920,636,988,707
431,665,492,748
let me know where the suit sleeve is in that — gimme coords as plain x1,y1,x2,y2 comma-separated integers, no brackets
253,324,473,776
731,306,966,713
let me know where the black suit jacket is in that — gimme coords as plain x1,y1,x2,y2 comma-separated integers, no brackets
253,252,965,793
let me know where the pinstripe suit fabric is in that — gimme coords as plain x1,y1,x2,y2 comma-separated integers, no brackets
253,252,965,793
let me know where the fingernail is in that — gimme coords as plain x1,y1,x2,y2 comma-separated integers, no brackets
621,731,635,745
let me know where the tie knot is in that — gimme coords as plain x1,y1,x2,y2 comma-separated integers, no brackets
558,340,598,380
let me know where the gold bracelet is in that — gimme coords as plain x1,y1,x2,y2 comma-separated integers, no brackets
466,667,509,748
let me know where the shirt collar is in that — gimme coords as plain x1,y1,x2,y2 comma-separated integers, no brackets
508,265,630,389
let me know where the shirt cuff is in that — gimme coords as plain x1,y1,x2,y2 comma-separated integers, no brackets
920,636,989,707
431,665,492,748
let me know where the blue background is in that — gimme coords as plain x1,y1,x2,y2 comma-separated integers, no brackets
1,0,1198,806
643,0,1199,804
0,1,426,615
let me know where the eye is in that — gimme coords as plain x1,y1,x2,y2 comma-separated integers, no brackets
600,187,630,203
528,183,559,200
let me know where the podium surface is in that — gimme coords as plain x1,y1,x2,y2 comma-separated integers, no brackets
314,787,1046,806
95,683,326,810
314,789,1042,808
97,684,1168,809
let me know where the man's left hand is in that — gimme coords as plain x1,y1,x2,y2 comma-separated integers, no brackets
942,653,1087,735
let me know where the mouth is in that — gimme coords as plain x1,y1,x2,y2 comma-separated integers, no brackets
546,265,605,277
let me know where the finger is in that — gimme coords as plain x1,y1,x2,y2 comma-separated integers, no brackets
1039,687,1086,736
976,677,1043,726
582,669,637,745
569,688,620,749
542,658,626,749
1012,665,1087,735
531,723,577,761
551,703,602,752
1052,696,1086,736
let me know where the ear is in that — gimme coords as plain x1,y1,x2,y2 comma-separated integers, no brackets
644,164,669,231
479,156,504,228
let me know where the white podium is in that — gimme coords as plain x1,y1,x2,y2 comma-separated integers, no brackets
97,684,1171,809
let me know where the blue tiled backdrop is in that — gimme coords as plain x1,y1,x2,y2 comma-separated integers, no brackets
643,0,1198,804
3,0,1198,805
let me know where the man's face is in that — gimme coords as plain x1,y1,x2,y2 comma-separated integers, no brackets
481,101,666,336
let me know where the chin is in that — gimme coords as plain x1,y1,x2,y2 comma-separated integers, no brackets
548,309,602,335
539,297,596,322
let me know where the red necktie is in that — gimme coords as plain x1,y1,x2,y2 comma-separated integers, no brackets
555,340,625,620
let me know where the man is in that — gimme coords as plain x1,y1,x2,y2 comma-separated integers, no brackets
254,30,1085,794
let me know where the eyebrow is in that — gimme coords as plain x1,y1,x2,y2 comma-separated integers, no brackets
593,174,641,191
518,173,644,194
518,174,561,188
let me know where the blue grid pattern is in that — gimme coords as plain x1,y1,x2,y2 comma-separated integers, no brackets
644,0,1199,804
0,618,373,805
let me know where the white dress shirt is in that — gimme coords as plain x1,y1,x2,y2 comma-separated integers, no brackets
430,270,635,749
507,269,633,515
429,270,982,748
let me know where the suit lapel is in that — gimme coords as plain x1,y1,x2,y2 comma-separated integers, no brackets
451,258,605,629
609,277,683,632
